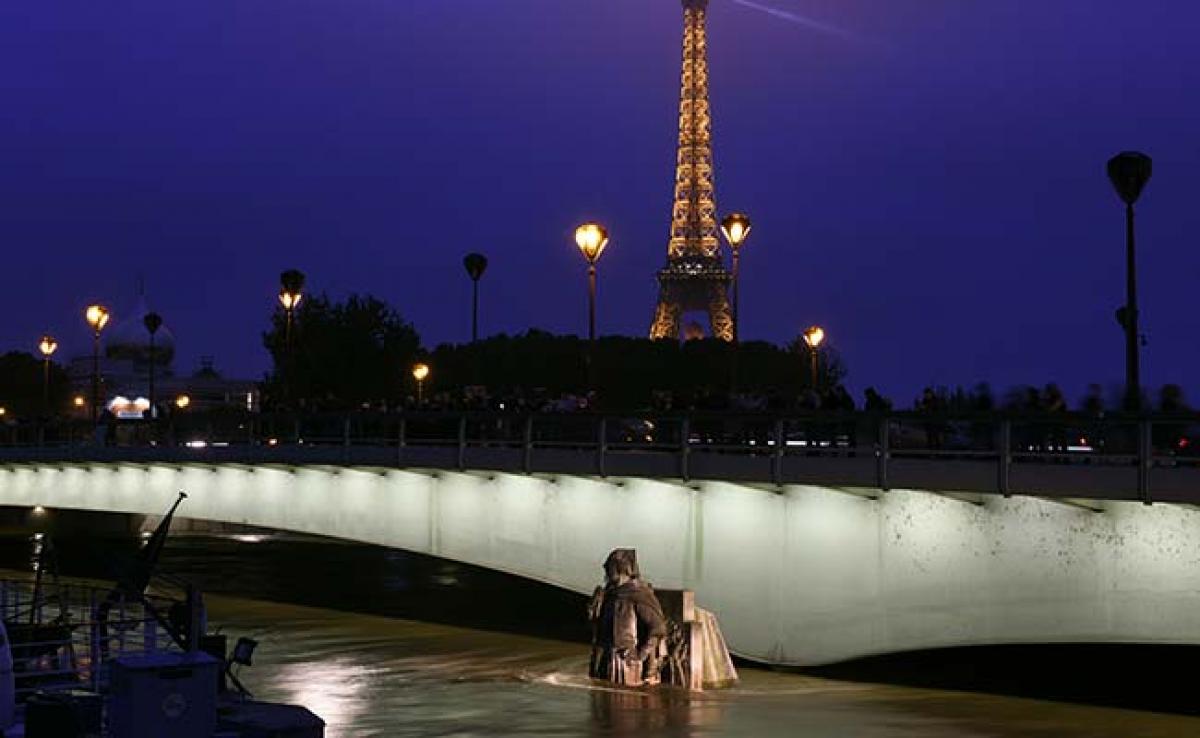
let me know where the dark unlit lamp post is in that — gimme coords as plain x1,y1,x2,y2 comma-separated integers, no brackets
575,223,610,343
720,213,752,342
37,335,57,416
85,305,110,423
1107,151,1152,412
463,253,488,342
802,325,825,390
143,312,162,419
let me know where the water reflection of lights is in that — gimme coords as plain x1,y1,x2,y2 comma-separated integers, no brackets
276,658,369,732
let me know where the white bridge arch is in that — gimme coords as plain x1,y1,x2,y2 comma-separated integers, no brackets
3,462,1200,666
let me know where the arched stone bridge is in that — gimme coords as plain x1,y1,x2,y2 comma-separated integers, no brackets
3,459,1200,666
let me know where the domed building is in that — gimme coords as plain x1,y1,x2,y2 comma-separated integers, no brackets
103,296,177,368
68,293,258,419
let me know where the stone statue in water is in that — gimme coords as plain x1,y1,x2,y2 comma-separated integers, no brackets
587,548,739,691
587,549,667,686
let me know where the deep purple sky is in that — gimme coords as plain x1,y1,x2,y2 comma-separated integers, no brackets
4,0,1200,404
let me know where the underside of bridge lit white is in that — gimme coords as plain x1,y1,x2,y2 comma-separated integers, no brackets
2,463,1200,666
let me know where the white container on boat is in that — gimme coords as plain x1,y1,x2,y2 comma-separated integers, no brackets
108,651,218,738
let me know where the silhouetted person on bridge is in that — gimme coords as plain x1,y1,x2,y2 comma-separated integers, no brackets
1042,383,1068,455
863,387,891,414
1155,384,1191,454
917,387,945,451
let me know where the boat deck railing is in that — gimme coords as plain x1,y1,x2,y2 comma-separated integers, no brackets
0,576,183,699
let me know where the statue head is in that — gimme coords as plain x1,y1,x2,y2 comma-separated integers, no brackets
603,548,640,586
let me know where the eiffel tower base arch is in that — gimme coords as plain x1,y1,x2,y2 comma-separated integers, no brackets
649,277,733,342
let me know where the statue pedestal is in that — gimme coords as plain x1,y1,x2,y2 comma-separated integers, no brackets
657,589,738,691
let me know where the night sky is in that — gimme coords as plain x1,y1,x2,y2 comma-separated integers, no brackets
4,0,1199,404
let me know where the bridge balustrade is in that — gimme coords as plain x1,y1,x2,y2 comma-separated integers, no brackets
2,411,1199,503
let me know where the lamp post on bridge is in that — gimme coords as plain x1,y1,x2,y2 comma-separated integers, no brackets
463,253,488,343
575,223,610,391
720,213,752,343
37,335,57,417
802,325,825,392
412,363,430,406
84,305,110,424
279,270,305,353
143,312,162,420
278,269,305,408
1107,151,1152,413
575,223,610,345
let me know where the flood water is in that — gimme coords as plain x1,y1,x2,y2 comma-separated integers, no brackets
3,522,1200,737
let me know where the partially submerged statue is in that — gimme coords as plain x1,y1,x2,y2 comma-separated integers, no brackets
588,549,667,686
588,548,738,691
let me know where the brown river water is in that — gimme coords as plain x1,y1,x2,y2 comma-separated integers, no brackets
3,522,1199,737
207,596,1200,738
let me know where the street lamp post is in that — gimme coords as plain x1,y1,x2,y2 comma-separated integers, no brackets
412,363,430,406
463,253,488,343
37,335,57,417
279,269,305,353
802,325,825,391
720,213,752,343
143,312,163,420
279,269,305,408
85,305,110,423
574,223,610,344
1107,152,1153,412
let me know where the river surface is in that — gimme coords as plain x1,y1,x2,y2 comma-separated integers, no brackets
3,525,1200,737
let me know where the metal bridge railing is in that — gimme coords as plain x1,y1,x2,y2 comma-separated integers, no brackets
2,411,1200,503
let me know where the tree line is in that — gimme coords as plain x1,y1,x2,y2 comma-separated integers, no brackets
261,293,846,412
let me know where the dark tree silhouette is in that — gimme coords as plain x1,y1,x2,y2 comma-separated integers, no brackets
427,332,849,411
0,351,72,418
262,294,421,410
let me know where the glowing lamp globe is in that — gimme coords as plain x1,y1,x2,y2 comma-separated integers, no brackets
85,305,110,332
575,223,610,265
720,213,752,251
38,336,58,358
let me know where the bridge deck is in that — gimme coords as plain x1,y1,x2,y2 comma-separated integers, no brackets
2,411,1199,503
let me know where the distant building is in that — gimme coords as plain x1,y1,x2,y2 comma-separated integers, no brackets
67,295,258,419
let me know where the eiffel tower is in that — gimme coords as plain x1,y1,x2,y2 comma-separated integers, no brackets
649,0,734,342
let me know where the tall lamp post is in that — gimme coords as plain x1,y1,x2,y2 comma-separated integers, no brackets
575,223,610,344
802,325,825,391
1107,151,1153,412
143,312,162,419
37,335,57,416
85,305,110,423
279,269,305,352
463,253,488,343
412,363,430,406
720,213,752,342
279,269,305,408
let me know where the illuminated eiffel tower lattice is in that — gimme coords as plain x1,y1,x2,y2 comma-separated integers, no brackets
648,0,733,342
